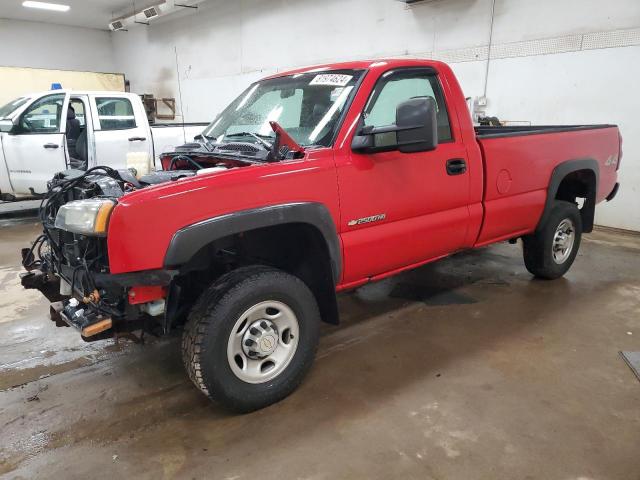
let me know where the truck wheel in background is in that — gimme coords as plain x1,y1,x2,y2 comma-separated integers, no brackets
181,265,320,412
522,200,582,279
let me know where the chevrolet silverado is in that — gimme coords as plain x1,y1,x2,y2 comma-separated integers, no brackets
20,59,621,412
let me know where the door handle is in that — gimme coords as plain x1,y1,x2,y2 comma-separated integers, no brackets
43,143,59,149
128,136,147,142
446,158,467,175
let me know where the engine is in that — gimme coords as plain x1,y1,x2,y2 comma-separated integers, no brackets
20,163,231,340
32,167,200,276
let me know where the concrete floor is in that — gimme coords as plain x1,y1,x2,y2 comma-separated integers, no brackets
1,217,639,480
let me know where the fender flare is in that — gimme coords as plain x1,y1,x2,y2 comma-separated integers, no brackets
163,202,342,283
537,158,599,233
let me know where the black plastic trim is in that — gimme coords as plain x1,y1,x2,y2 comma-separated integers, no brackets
58,264,176,293
476,124,617,139
93,269,178,288
164,202,342,283
606,182,619,202
537,158,599,233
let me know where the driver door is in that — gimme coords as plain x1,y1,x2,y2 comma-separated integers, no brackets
2,93,69,195
337,69,471,283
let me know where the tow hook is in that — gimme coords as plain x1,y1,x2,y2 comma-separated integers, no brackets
52,297,113,338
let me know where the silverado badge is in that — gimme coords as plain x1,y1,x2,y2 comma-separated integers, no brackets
348,214,386,227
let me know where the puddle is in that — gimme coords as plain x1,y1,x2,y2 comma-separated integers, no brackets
0,356,96,391
391,282,477,305
0,266,44,324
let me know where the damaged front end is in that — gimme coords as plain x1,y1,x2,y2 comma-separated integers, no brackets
20,166,178,341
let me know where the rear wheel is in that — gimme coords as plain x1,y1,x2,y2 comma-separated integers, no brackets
523,200,582,279
182,266,320,412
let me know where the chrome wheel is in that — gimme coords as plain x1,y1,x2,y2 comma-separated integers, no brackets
552,218,575,264
227,300,299,384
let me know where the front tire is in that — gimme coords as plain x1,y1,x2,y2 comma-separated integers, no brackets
182,266,320,412
523,200,582,279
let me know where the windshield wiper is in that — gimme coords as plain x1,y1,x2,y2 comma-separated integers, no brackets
195,133,215,152
226,132,273,140
224,132,274,150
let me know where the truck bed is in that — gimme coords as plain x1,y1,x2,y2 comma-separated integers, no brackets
473,124,620,247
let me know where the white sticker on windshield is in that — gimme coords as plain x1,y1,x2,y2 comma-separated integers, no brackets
310,74,353,87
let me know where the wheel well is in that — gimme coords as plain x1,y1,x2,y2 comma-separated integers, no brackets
167,223,339,330
555,169,596,232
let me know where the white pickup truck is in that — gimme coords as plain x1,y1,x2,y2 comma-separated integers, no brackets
0,91,207,200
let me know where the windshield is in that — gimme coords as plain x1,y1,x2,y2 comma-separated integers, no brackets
0,97,30,119
202,69,363,148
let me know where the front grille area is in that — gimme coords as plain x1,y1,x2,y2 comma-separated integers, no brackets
46,227,110,276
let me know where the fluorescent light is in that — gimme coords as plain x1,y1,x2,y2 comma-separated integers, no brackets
22,1,70,12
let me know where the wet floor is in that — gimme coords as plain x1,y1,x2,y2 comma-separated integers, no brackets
1,220,639,479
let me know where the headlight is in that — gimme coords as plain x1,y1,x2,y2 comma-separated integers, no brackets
54,199,115,236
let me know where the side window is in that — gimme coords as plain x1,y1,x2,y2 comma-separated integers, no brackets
95,97,136,130
19,94,65,134
363,72,452,143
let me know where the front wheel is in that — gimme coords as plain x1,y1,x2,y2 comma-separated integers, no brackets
522,200,582,279
182,266,320,412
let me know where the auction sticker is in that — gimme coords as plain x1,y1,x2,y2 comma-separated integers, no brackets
310,74,353,86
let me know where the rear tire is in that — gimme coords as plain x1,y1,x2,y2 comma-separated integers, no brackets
182,266,320,412
523,200,582,279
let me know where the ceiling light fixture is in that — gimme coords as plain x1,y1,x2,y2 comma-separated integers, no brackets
22,1,70,12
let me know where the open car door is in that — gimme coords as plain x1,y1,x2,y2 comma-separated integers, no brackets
2,92,69,195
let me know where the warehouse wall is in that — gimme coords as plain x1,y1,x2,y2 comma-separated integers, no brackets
0,18,115,72
111,0,639,231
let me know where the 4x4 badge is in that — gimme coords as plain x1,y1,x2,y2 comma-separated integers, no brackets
604,154,618,167
348,214,386,227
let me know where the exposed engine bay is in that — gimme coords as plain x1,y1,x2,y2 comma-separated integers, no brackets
19,153,250,341
161,119,306,170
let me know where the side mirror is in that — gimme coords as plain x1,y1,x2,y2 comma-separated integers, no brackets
350,125,375,150
351,97,438,153
0,119,14,133
396,97,438,153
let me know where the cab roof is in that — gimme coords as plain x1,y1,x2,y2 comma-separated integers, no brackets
265,58,446,79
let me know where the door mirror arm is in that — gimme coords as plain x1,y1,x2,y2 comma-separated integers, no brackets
351,97,438,154
352,124,428,153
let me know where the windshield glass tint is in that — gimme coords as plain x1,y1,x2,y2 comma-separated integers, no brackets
203,70,363,147
0,97,29,118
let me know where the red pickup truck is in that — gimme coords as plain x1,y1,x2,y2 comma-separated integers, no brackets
21,59,621,412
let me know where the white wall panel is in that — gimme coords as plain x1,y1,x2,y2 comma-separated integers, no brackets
0,19,115,73
484,47,640,231
491,0,640,44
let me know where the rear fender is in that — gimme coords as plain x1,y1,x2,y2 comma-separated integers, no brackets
538,159,599,233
